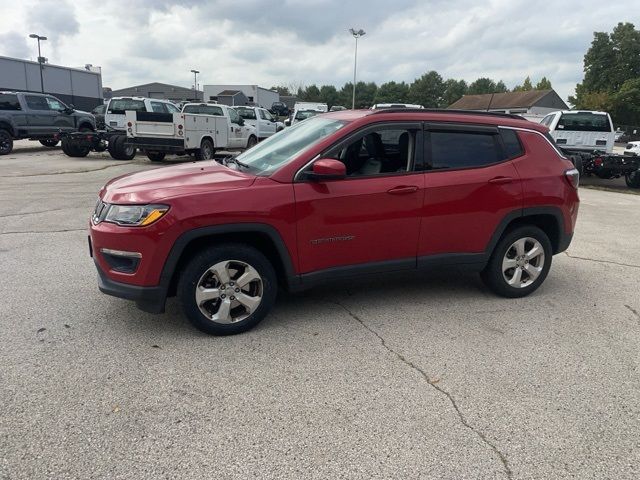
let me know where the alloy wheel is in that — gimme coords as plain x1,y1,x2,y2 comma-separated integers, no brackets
501,237,545,288
195,260,263,324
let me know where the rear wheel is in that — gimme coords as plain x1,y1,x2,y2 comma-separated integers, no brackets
61,137,90,157
40,139,59,148
109,135,136,160
178,244,277,335
625,169,640,189
195,138,214,161
0,130,13,155
481,226,552,298
146,151,166,162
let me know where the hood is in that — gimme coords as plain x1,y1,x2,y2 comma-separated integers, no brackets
72,109,91,116
101,161,256,204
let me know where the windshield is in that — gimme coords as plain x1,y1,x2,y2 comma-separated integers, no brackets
295,110,319,120
234,117,347,176
557,112,612,132
236,107,256,119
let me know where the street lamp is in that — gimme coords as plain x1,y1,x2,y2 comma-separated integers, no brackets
348,28,366,109
190,69,200,101
29,33,47,93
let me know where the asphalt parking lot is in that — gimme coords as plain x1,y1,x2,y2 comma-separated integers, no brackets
1,141,639,479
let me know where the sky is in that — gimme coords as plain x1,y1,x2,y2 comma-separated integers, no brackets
0,0,636,102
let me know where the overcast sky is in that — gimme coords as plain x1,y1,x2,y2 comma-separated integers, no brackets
0,0,635,101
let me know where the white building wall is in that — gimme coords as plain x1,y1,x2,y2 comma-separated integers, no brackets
204,85,279,108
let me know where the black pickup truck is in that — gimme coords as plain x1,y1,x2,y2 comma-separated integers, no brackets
0,91,96,155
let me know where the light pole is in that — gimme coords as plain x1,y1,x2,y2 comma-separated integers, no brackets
29,34,47,93
349,28,365,109
190,69,200,101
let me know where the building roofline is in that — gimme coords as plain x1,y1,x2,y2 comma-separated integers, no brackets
0,55,101,76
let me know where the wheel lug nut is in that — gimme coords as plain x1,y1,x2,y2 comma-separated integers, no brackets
235,288,240,292
221,294,226,299
220,285,225,290
230,296,235,301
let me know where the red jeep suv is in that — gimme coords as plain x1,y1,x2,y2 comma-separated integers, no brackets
90,109,580,335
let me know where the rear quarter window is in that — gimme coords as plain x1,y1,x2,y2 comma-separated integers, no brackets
0,94,21,110
499,128,524,159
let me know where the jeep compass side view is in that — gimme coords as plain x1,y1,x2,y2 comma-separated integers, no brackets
89,109,580,335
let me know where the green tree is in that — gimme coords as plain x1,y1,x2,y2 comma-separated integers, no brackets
535,77,553,90
301,84,321,102
338,81,378,108
467,78,497,95
513,76,533,92
319,85,340,108
494,80,509,93
408,71,445,107
374,81,410,104
609,78,640,124
270,85,291,96
441,79,468,107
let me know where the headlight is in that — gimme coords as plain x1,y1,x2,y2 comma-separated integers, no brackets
104,204,169,226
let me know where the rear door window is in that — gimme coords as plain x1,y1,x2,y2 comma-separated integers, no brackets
0,94,21,110
150,101,167,113
108,99,146,114
428,131,502,170
165,103,180,113
25,95,50,110
557,112,612,132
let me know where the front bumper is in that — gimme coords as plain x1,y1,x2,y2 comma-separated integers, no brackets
95,258,166,314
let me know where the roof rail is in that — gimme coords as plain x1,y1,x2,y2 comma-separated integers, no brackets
369,108,526,120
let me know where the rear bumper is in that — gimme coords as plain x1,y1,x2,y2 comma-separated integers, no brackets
95,259,166,314
126,137,184,152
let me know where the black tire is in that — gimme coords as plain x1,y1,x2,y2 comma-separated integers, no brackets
109,135,136,160
246,135,257,149
0,129,13,155
61,137,90,157
625,169,640,189
146,151,166,162
40,139,59,148
178,244,277,335
195,138,215,161
571,155,584,177
480,225,553,298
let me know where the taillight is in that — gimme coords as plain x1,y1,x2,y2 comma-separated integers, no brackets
594,157,603,167
127,121,132,127
565,168,579,189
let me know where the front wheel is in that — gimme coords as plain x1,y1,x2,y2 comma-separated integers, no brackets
481,226,552,298
178,244,277,335
40,139,59,148
0,130,13,155
625,169,640,189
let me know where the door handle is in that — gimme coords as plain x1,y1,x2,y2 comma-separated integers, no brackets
387,185,419,195
488,176,514,185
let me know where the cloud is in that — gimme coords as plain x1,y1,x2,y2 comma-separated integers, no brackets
0,32,31,59
26,0,79,47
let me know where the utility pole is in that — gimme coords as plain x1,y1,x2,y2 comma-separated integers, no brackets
191,69,200,101
29,34,47,93
349,28,366,109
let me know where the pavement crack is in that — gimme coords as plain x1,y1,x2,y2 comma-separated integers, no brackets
564,252,640,269
625,305,639,319
0,207,71,219
334,300,513,480
0,228,85,235
4,161,135,178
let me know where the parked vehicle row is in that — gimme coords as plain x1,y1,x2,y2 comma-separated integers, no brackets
0,91,96,155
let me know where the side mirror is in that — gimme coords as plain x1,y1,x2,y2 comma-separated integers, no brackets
238,118,245,126
284,119,291,127
305,158,346,181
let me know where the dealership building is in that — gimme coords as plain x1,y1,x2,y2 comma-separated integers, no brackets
0,55,103,111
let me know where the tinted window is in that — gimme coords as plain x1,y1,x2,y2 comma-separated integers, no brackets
429,131,500,170
25,95,49,110
202,105,223,116
0,94,21,110
332,128,416,176
540,114,554,127
46,97,66,111
150,101,166,113
557,112,612,132
108,99,146,113
499,128,524,159
236,107,256,119
166,103,180,113
92,104,106,114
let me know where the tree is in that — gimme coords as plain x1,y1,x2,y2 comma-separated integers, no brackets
535,77,553,90
270,85,291,96
408,71,444,107
494,81,509,93
513,76,533,92
467,77,497,95
609,78,640,125
301,84,321,102
441,79,467,107
374,81,410,104
338,81,378,108
319,85,340,108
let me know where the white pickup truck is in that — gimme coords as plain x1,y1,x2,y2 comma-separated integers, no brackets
233,106,284,140
125,103,257,162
